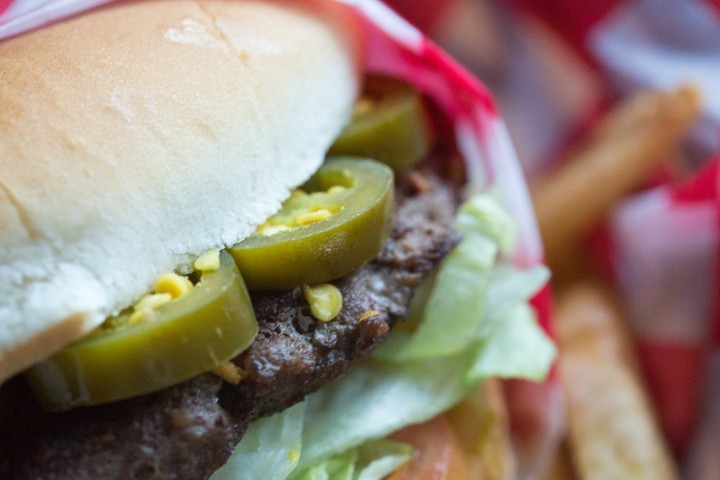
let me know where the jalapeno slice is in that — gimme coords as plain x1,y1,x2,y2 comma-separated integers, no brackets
329,75,434,172
25,251,258,411
229,158,394,290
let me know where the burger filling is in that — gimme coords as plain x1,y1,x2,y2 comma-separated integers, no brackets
0,167,459,479
0,76,555,479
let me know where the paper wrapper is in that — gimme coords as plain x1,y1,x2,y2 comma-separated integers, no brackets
388,0,720,476
0,1,561,478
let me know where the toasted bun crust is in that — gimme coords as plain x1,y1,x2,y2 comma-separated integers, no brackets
0,0,360,382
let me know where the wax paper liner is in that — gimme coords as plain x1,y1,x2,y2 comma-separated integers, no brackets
0,1,562,478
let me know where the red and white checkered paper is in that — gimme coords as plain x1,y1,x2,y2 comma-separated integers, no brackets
0,1,562,479
388,0,720,476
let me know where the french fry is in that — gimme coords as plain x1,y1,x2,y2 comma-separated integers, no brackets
555,281,678,480
531,85,701,277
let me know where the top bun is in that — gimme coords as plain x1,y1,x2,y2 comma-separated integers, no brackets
0,0,360,383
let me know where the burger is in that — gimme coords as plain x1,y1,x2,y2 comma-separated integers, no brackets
0,0,555,478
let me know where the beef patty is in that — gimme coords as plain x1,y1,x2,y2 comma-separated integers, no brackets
0,169,459,480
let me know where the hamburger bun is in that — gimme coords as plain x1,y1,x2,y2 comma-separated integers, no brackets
0,0,360,383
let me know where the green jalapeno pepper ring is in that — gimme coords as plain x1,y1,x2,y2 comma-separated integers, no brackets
329,75,433,173
25,251,257,411
229,158,394,290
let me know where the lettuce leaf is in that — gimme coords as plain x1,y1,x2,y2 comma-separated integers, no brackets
211,403,305,480
290,440,412,480
469,303,556,382
295,353,479,469
211,192,555,480
372,194,549,362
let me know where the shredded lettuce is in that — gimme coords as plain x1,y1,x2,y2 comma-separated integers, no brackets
211,192,555,480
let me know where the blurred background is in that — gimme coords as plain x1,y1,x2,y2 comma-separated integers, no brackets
385,0,720,479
